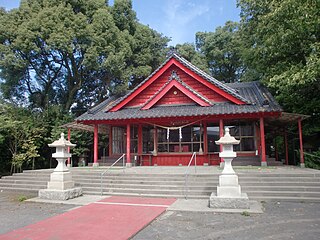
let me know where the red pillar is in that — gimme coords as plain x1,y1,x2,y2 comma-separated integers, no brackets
260,117,267,166
256,124,261,155
298,118,305,167
203,122,208,155
138,125,143,155
284,129,289,165
126,124,131,166
153,126,158,156
67,128,71,166
109,126,113,156
93,124,99,167
219,119,224,166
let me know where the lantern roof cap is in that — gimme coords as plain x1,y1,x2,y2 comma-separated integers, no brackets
215,128,240,145
48,133,76,148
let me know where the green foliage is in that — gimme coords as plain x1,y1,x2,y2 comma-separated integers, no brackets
175,43,209,73
304,151,320,170
0,103,45,172
0,0,169,111
238,0,320,134
241,211,250,217
18,195,27,202
196,21,245,82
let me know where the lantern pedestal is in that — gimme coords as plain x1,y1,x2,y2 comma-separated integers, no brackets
209,128,249,209
39,133,82,201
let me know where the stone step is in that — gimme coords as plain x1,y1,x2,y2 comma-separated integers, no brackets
79,183,215,191
248,196,320,202
242,186,320,192
0,182,47,188
246,191,320,198
0,179,48,185
11,170,320,179
83,186,212,196
83,191,209,199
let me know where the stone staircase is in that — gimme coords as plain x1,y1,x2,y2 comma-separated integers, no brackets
0,168,320,202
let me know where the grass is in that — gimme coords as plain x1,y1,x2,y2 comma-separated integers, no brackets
241,211,250,217
17,195,27,202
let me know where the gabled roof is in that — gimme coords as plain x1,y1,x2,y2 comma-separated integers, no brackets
141,72,211,109
108,53,250,112
76,81,282,122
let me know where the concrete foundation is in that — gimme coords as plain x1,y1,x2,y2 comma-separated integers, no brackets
126,163,133,168
209,193,250,209
39,187,82,201
92,163,99,167
261,161,267,167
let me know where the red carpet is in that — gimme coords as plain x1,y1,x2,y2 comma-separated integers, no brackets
0,196,176,240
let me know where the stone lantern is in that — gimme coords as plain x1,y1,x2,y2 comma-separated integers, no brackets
39,133,82,200
209,128,249,209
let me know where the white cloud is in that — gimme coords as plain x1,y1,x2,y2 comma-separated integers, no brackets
162,0,211,45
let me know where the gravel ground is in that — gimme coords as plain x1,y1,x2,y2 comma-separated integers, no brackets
0,191,78,235
133,201,320,240
0,191,319,240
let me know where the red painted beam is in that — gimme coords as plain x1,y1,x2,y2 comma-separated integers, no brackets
126,124,131,164
142,79,210,110
172,59,246,105
94,124,98,165
298,118,304,165
110,58,176,112
260,117,267,164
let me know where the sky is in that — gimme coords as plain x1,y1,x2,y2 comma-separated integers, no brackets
0,0,240,45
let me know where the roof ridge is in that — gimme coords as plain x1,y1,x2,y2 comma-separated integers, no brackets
172,54,251,104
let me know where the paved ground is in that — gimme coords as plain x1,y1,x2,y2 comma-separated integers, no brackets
0,191,319,240
133,201,320,240
0,193,175,240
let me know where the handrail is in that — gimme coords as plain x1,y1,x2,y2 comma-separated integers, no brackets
100,154,126,196
184,152,197,200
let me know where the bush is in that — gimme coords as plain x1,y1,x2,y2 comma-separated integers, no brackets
304,151,320,170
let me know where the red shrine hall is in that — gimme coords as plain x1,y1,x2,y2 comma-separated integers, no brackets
73,53,307,167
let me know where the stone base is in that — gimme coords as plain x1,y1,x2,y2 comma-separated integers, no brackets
300,163,305,168
261,161,267,167
92,163,99,167
47,181,75,190
39,187,82,201
220,162,225,168
209,192,250,209
126,162,132,168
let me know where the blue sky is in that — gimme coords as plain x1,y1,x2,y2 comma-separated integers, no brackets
0,0,240,45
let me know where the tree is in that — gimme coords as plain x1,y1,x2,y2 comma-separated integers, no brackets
238,0,320,133
196,21,245,82
0,0,169,111
175,43,209,72
0,103,44,172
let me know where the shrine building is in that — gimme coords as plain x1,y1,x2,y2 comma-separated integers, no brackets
73,53,307,167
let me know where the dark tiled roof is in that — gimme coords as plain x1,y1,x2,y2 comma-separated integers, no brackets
76,81,282,122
